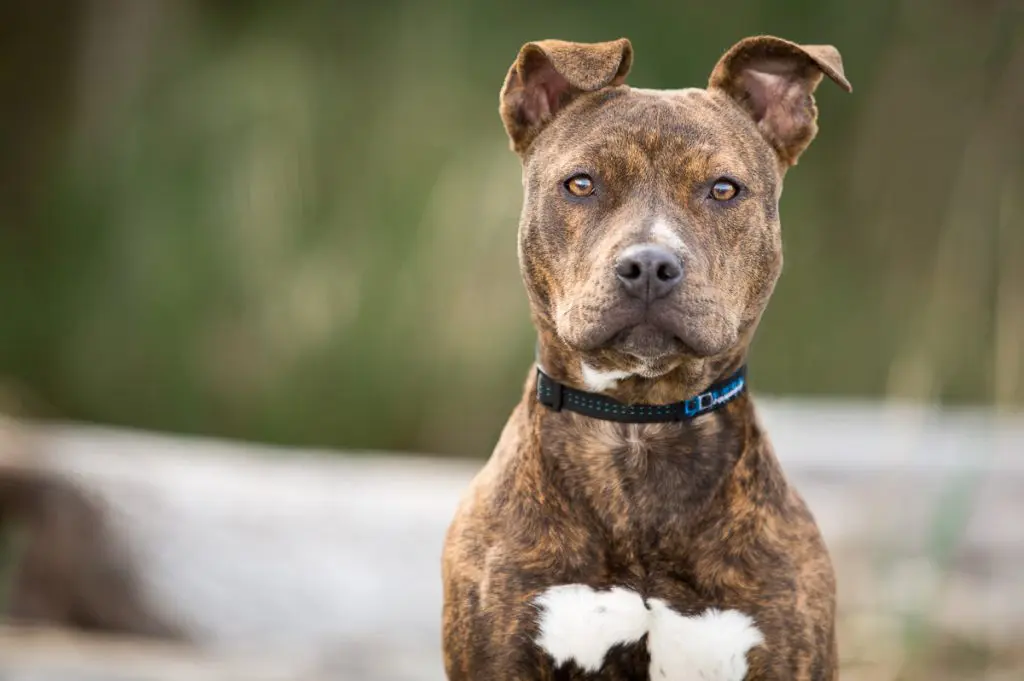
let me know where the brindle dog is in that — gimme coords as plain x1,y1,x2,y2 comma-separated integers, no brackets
442,36,851,681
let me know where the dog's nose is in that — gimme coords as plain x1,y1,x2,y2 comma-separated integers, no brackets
615,244,683,301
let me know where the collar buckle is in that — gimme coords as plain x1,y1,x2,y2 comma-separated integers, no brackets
537,370,564,411
684,391,715,417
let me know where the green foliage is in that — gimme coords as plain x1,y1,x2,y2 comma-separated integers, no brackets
0,0,1021,456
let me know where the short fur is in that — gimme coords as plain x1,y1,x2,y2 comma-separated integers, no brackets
442,35,850,680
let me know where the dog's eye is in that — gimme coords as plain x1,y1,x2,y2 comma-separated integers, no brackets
710,179,739,202
564,174,595,198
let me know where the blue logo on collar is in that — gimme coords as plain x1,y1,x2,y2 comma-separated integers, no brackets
683,374,746,417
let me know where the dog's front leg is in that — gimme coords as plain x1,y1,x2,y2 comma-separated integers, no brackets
442,582,559,680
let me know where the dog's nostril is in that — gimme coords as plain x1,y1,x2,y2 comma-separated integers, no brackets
656,263,680,281
616,261,643,280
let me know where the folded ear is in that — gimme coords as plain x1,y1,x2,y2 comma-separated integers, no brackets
709,36,851,166
500,38,633,154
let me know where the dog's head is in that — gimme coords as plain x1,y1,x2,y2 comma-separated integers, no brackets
501,36,850,395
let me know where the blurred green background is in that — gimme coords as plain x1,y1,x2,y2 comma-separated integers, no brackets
1,0,1021,458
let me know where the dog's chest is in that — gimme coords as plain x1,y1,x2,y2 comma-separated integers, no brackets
527,418,767,679
547,419,738,548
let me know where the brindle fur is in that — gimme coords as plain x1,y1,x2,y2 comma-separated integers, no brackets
443,36,850,680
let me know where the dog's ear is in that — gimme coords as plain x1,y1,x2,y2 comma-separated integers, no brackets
709,36,851,166
500,38,633,154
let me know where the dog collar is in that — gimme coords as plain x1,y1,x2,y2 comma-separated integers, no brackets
535,365,747,423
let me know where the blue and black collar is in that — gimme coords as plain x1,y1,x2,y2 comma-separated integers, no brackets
535,365,747,423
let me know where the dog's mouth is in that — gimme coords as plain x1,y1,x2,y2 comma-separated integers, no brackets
560,297,738,361
611,323,688,361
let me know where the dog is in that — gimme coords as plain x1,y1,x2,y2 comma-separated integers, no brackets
441,35,851,680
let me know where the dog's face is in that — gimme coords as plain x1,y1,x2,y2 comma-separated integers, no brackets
501,37,849,381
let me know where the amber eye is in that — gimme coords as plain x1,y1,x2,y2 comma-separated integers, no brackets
565,174,595,197
710,179,739,201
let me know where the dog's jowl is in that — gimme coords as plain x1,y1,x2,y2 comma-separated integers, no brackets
442,36,851,681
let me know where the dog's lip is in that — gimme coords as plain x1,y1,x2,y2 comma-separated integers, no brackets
610,322,688,359
623,337,697,360
591,315,725,360
558,296,731,356
568,315,688,352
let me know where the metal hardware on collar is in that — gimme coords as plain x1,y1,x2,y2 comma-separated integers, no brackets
537,376,563,411
535,366,747,423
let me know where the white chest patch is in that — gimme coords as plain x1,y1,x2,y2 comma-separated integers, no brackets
534,585,650,672
646,600,765,681
580,362,633,392
534,585,764,680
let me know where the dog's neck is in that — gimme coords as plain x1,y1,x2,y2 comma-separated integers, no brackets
523,353,763,548
533,332,750,406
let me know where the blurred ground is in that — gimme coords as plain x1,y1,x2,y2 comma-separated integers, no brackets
1,397,1022,680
